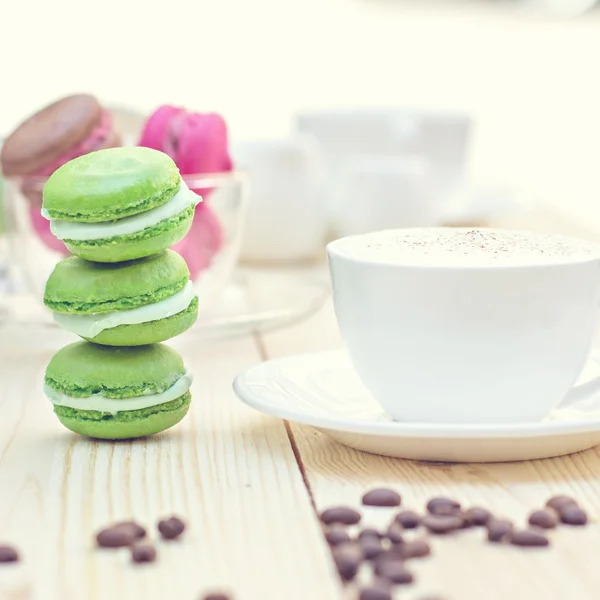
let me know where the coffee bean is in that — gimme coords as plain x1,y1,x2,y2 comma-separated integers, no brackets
157,516,186,540
320,506,361,526
386,523,404,544
333,543,362,582
528,509,558,529
114,521,146,539
362,488,401,507
487,519,513,543
546,495,578,512
426,497,461,516
394,510,421,529
359,583,392,600
202,594,231,600
373,546,404,568
399,539,431,559
325,527,351,547
334,555,360,582
422,514,463,534
559,505,588,526
131,543,157,563
96,526,135,548
358,527,383,541
0,545,19,563
360,537,385,560
463,507,492,527
375,561,415,584
510,529,550,547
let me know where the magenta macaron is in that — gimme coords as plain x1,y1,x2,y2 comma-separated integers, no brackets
138,105,232,277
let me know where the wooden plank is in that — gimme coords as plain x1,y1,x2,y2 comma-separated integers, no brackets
257,209,600,600
0,327,343,600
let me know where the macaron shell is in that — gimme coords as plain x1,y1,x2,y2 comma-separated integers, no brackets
54,391,191,439
1,94,104,176
45,342,185,399
45,250,190,315
63,206,194,263
176,112,232,175
83,297,198,346
42,147,181,223
138,105,185,152
32,109,118,178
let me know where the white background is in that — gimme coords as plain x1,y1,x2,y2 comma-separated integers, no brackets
1,0,599,223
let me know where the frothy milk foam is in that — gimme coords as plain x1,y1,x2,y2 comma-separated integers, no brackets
333,228,599,266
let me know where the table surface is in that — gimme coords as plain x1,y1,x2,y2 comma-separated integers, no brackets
2,207,600,600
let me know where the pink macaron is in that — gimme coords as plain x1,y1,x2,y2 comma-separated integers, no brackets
139,106,232,176
138,106,232,278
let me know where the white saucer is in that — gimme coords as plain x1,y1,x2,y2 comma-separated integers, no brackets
233,349,600,463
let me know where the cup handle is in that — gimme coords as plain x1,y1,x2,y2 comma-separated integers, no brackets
557,353,600,409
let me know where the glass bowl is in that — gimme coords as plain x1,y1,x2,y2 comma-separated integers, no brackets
4,171,248,313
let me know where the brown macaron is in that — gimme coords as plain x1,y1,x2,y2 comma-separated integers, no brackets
1,94,104,176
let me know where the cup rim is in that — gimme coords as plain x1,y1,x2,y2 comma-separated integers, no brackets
326,226,600,270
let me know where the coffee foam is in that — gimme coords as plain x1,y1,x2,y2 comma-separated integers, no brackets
331,228,600,267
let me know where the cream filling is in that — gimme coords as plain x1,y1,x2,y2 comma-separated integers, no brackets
45,372,193,414
52,281,196,338
42,180,202,241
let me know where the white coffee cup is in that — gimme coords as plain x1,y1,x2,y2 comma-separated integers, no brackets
329,155,437,237
327,227,600,424
232,135,326,262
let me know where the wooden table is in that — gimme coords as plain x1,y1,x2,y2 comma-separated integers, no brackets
2,207,600,600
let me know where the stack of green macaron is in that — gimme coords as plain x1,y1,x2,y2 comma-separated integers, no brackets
42,147,200,439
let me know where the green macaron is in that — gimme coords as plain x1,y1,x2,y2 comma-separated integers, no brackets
41,147,200,262
44,342,192,439
44,250,198,346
